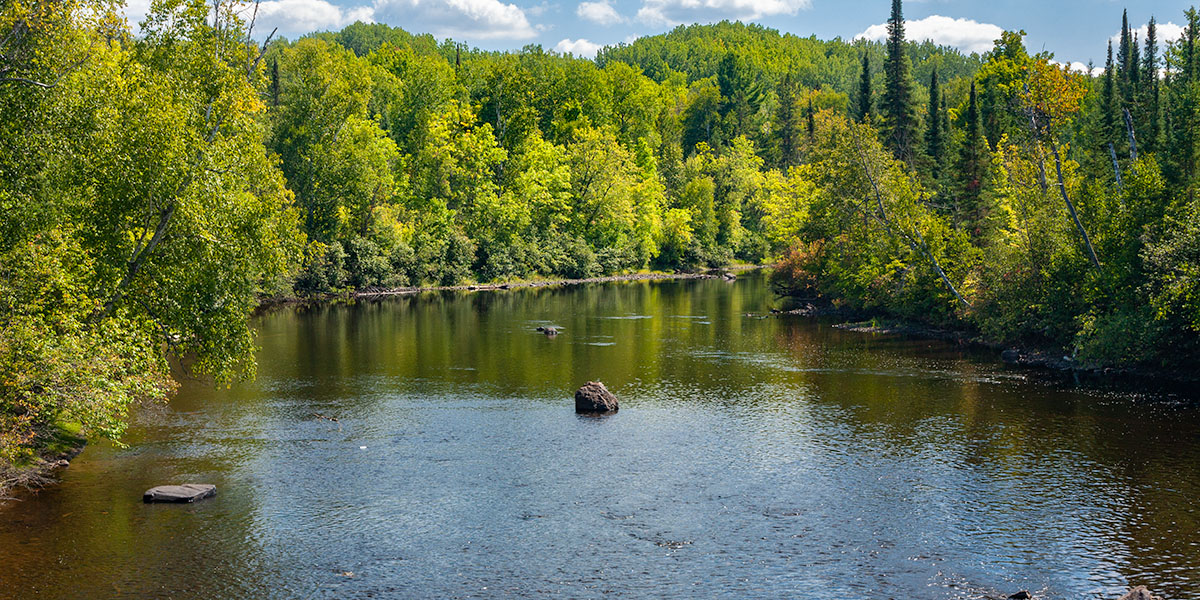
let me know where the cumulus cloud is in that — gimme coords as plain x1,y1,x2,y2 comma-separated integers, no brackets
555,37,603,57
856,15,1004,55
254,0,375,35
577,0,624,25
1110,22,1185,46
636,0,811,27
373,0,536,40
1051,60,1102,77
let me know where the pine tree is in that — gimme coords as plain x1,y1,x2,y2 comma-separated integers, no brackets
1117,10,1135,106
1131,32,1141,96
775,73,800,168
1102,40,1118,144
955,81,988,227
1143,17,1160,153
807,97,816,139
271,57,280,107
857,53,872,122
881,0,918,160
925,69,944,179
940,93,950,158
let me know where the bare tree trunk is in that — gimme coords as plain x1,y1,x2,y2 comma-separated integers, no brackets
1051,143,1102,271
1123,108,1139,163
1108,142,1123,190
852,133,973,309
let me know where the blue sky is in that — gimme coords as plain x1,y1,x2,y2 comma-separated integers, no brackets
127,0,1191,68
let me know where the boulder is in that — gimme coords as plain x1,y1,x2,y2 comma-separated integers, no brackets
1008,592,1032,600
575,381,618,413
1001,349,1021,363
143,484,216,503
1117,587,1162,600
722,272,736,281
536,326,559,336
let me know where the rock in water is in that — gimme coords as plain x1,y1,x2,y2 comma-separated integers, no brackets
143,484,217,503
1008,592,1032,600
1117,587,1162,600
575,381,618,413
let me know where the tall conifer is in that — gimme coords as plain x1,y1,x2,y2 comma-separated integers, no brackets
857,53,872,122
925,69,944,179
1103,41,1118,143
881,0,918,160
955,81,987,228
1144,18,1160,152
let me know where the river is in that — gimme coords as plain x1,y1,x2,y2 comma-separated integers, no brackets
1,271,1197,599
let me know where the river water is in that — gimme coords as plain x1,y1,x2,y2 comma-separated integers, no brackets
2,271,1198,599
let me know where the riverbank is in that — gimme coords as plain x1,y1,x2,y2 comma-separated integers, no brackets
259,266,761,309
0,424,86,501
766,297,1200,386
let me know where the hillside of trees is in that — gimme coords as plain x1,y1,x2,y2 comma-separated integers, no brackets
3,0,1200,473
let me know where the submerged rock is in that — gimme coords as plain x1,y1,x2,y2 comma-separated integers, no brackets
143,484,216,503
575,381,618,413
536,326,559,336
1117,587,1162,600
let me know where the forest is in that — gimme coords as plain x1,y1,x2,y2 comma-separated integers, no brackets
3,0,1200,473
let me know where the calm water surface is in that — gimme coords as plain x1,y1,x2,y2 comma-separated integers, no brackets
2,272,1199,599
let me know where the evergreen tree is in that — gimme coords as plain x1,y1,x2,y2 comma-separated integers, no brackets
925,69,944,179
1143,17,1160,153
807,97,816,139
1118,10,1134,105
955,81,987,228
271,57,281,107
857,53,872,122
881,0,919,160
1131,32,1141,96
774,73,800,168
1102,40,1118,144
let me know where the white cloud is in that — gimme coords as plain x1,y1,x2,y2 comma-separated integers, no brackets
636,0,810,27
555,38,603,57
1051,60,1102,77
856,15,1003,55
577,0,624,25
373,0,536,40
1110,22,1185,47
254,0,375,35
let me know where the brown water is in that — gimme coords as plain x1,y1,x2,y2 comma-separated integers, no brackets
1,271,1198,599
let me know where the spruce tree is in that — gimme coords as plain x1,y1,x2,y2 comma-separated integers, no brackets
1131,32,1141,96
925,69,944,179
775,73,799,168
857,53,872,122
1143,18,1160,153
1102,41,1118,144
1118,10,1133,104
881,0,918,160
807,97,816,139
271,57,280,107
955,81,987,228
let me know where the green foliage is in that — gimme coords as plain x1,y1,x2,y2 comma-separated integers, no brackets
8,0,1200,469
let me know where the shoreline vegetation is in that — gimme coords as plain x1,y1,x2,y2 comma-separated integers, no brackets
262,266,756,306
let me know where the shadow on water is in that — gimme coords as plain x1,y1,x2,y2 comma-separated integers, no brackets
1,270,1198,600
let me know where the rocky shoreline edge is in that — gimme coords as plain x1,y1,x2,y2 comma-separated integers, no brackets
765,298,1198,387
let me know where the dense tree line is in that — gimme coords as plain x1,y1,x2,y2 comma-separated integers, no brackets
3,0,1199,470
